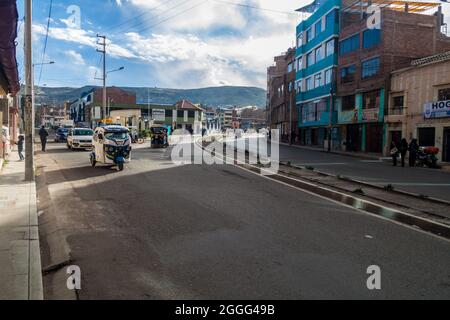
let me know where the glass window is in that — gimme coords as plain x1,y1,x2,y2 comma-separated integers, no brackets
363,29,381,49
315,46,322,62
340,65,356,83
438,88,450,101
73,129,93,136
306,28,313,42
339,34,360,56
296,81,302,93
315,21,321,36
297,33,303,47
307,51,314,67
297,57,302,70
342,95,355,111
287,62,293,73
306,77,313,91
325,68,332,84
363,90,381,109
325,39,335,57
362,57,380,78
314,73,322,88
325,9,336,30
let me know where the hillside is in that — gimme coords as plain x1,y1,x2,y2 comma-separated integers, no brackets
33,85,267,108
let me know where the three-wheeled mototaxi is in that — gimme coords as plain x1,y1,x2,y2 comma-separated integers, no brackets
90,125,132,171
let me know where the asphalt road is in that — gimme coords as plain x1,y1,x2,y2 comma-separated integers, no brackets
275,144,450,201
37,141,450,299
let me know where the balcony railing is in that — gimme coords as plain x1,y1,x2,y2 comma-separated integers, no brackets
387,107,404,116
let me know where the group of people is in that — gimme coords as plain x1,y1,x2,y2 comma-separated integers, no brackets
390,138,419,167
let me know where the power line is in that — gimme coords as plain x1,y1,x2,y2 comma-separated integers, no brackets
116,0,194,35
102,0,178,33
133,0,210,34
37,0,53,86
212,0,298,16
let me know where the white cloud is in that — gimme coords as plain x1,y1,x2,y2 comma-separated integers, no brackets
65,50,86,65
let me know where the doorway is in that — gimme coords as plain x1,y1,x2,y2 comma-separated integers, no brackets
443,128,450,162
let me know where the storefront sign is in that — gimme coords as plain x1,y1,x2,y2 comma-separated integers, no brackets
152,109,166,121
362,108,379,122
424,100,450,119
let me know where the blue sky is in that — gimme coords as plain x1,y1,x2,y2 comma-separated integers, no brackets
15,0,306,89
15,0,450,89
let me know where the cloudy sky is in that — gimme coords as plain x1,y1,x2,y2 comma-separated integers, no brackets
14,0,308,89
15,0,450,89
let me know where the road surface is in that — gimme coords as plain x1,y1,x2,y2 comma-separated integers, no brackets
36,141,450,299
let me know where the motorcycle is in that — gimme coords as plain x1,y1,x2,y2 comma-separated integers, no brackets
416,146,439,168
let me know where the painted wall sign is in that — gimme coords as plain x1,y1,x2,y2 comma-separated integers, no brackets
424,100,450,119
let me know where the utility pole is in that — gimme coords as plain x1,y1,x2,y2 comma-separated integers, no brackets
96,35,106,120
24,0,34,181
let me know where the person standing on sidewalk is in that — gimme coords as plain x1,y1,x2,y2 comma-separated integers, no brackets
17,135,24,161
409,139,419,167
399,138,408,167
39,126,48,152
390,140,399,166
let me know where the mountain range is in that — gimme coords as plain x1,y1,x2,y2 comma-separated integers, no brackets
33,85,267,109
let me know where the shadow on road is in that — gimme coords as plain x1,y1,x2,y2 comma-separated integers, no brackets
42,165,117,185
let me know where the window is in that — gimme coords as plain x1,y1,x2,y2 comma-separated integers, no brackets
314,73,322,88
296,81,302,93
363,29,381,49
325,68,332,84
287,62,293,73
363,90,381,109
326,10,336,30
315,46,322,63
340,65,356,83
307,51,315,67
390,95,404,115
339,34,360,56
306,77,313,91
438,88,450,101
362,57,380,78
306,28,313,42
297,33,303,48
342,95,355,111
288,82,293,93
315,21,321,37
325,39,335,57
418,127,435,147
297,57,302,70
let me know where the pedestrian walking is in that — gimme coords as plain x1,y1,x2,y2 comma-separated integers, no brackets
408,139,419,167
39,125,49,152
17,135,24,161
390,140,399,166
399,138,408,167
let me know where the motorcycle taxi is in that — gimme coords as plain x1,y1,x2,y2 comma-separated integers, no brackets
90,125,132,171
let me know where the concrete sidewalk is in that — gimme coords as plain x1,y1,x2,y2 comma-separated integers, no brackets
0,147,43,300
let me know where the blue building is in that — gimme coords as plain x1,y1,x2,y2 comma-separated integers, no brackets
295,0,341,148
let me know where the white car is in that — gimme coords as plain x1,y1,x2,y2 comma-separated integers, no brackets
67,128,94,150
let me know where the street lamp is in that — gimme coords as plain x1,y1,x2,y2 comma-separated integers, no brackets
33,61,55,67
107,66,125,76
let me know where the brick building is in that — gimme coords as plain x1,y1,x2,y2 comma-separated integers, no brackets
334,0,450,154
69,87,136,128
267,47,297,143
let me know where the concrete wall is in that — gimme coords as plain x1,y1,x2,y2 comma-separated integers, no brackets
388,58,450,160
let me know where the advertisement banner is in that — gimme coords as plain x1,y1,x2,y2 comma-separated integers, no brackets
424,100,450,119
152,109,166,122
362,108,378,122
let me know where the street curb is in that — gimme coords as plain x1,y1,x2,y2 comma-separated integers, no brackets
280,161,450,207
198,137,450,241
28,180,44,300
